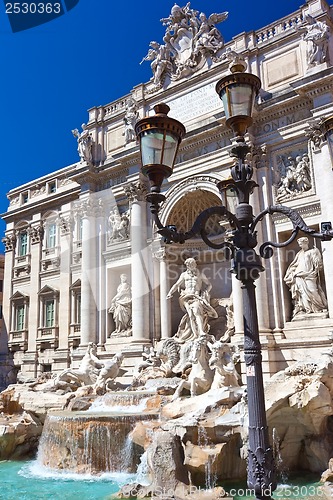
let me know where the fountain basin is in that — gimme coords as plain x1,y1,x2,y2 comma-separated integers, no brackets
38,410,159,475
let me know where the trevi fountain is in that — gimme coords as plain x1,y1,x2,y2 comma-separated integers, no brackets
2,1,333,499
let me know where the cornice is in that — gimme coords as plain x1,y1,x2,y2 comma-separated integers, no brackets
290,68,333,97
2,187,81,222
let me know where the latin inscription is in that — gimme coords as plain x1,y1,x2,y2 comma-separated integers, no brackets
167,82,222,123
254,110,310,136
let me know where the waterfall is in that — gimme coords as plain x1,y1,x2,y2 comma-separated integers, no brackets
37,410,158,475
272,427,289,483
198,426,218,490
87,391,152,413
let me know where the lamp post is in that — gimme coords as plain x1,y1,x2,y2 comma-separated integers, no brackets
135,62,333,499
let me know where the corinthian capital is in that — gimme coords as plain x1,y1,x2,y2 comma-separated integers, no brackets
124,181,148,203
2,233,16,252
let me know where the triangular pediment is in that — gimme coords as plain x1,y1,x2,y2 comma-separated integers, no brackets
70,279,81,290
10,291,29,301
38,285,59,296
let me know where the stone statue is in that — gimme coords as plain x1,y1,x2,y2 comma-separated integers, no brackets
209,341,240,390
167,258,217,341
295,154,311,192
216,293,235,342
140,41,172,88
171,334,214,399
191,11,227,63
54,342,103,389
109,274,132,336
297,14,329,67
93,352,124,394
123,97,139,144
141,4,227,84
108,207,130,242
72,124,93,164
284,237,328,318
276,153,311,202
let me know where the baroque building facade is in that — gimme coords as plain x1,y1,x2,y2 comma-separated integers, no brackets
1,0,333,384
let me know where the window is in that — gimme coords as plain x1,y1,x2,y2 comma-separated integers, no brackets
41,364,52,373
48,182,56,194
46,223,57,249
76,294,81,324
0,280,3,292
18,231,28,256
16,305,25,330
45,300,55,327
38,285,59,331
10,292,29,333
70,280,81,326
22,192,29,204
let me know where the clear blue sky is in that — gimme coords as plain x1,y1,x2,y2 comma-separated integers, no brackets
0,0,304,239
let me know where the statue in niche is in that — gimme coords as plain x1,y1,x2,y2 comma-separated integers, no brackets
297,14,329,67
284,237,328,318
123,97,139,144
108,207,130,242
109,274,132,336
167,258,217,341
72,124,93,164
140,41,172,89
276,153,311,203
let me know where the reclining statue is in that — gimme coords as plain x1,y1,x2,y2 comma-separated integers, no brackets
54,343,124,393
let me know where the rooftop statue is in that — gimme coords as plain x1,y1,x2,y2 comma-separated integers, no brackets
297,14,330,67
123,97,139,144
72,123,93,165
141,3,228,88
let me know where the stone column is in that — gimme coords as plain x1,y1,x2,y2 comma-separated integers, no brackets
96,205,106,346
0,232,16,373
125,181,150,343
249,146,272,334
57,212,72,351
79,196,98,346
155,247,172,339
27,221,44,353
311,135,333,318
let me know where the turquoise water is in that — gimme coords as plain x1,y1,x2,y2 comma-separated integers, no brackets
222,474,326,499
0,460,136,500
0,461,328,500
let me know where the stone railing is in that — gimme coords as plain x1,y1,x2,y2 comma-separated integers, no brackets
255,11,303,45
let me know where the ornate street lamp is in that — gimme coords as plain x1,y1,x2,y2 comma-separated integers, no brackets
135,62,333,499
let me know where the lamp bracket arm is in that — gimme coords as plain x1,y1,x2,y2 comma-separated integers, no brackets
251,205,333,259
153,204,238,251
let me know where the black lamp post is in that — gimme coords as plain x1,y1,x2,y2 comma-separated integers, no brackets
135,62,333,499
